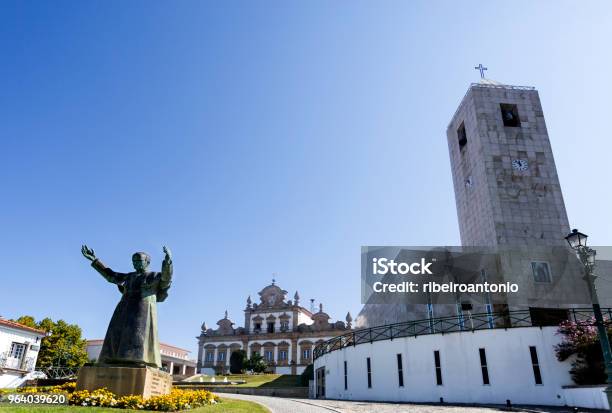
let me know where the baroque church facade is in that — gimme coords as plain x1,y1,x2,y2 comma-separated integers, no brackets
197,280,352,375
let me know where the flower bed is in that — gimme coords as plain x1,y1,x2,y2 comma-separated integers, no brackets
1,382,220,411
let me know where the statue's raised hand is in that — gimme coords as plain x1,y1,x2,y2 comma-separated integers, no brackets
163,246,172,263
81,245,96,262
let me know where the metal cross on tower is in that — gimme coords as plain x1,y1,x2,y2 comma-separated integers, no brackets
474,64,488,79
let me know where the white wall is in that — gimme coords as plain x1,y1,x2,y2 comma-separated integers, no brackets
0,372,23,388
86,344,102,361
315,326,580,407
276,366,293,375
0,326,43,369
297,312,313,326
0,325,45,388
563,386,609,410
200,367,216,376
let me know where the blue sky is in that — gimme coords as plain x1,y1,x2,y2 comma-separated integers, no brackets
1,1,611,354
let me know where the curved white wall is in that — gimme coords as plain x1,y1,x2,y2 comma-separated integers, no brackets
314,326,589,407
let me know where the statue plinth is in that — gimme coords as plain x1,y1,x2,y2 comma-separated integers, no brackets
76,365,172,399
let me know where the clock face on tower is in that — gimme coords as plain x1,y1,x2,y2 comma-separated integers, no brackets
511,159,528,171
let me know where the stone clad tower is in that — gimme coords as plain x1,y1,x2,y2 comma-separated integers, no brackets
446,79,570,246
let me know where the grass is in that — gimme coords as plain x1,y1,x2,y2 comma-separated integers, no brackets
188,374,303,388
0,398,269,413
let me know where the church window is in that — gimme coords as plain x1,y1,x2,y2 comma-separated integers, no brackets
457,122,467,150
531,261,552,283
500,103,521,127
218,352,226,361
479,348,490,385
303,349,311,360
434,350,442,385
279,350,287,361
366,357,372,388
529,346,543,385
344,361,348,390
254,323,261,332
280,321,289,331
396,353,404,387
205,352,214,362
265,350,274,362
267,322,275,333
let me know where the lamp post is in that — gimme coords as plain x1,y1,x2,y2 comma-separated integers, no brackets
565,228,612,409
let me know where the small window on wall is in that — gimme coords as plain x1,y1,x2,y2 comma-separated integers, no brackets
267,322,275,333
500,103,521,127
344,361,348,390
529,346,543,385
479,348,490,385
457,122,467,150
531,261,552,283
254,323,262,331
366,357,372,388
434,350,442,385
396,353,404,387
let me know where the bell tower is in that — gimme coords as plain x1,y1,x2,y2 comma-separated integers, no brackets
446,77,570,246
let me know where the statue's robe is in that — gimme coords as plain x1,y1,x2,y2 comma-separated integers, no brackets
91,258,172,368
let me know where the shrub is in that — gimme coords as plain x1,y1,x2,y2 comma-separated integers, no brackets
3,384,218,411
230,350,247,374
300,364,313,386
244,353,267,373
555,317,609,385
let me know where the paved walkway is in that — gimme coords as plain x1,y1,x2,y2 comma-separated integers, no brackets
219,394,604,413
219,393,335,412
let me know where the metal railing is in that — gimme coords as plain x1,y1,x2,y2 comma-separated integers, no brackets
35,366,80,379
0,352,36,372
313,308,611,360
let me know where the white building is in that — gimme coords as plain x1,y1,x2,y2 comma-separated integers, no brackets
197,280,352,375
86,340,197,379
0,318,46,388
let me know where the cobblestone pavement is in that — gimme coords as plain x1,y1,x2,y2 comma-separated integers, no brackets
219,394,602,413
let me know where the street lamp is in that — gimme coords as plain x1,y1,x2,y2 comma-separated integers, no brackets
565,228,612,409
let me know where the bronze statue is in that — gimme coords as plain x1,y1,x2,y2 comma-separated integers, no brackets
81,245,172,369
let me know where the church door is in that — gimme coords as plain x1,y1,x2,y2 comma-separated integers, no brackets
315,366,325,398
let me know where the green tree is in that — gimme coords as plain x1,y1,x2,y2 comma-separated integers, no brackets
230,350,247,374
14,316,89,369
244,353,267,373
300,364,314,386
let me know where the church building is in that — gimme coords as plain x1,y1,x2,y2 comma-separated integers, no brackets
313,75,610,410
197,280,352,375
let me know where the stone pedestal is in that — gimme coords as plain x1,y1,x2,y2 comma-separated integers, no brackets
76,365,172,399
